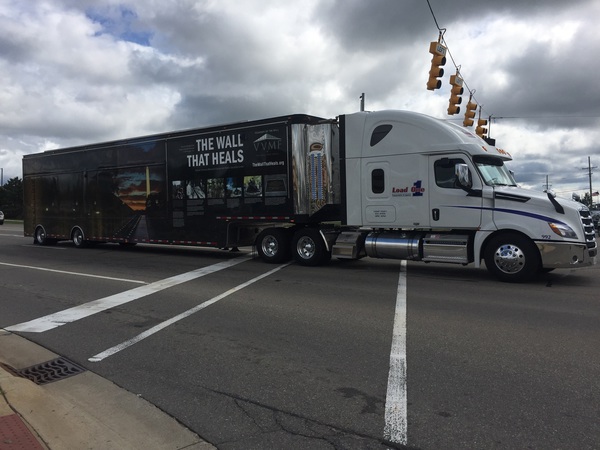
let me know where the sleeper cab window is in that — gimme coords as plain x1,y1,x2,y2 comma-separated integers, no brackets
372,168,385,194
370,124,393,147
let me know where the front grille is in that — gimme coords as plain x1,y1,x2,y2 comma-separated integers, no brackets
580,210,597,253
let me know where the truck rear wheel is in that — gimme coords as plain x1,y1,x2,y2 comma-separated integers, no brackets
292,228,330,266
256,228,291,263
484,233,541,283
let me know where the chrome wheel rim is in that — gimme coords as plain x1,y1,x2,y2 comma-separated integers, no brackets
493,243,525,274
261,235,279,258
296,236,316,260
73,230,83,246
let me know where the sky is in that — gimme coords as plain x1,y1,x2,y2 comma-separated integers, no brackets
1,0,599,202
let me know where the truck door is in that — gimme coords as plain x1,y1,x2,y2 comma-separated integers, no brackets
360,155,431,228
428,155,482,228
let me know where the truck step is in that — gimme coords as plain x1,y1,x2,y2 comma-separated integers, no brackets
332,231,367,259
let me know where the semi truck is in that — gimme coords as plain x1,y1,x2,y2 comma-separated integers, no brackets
23,110,597,282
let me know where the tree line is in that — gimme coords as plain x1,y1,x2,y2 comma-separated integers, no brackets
0,177,23,220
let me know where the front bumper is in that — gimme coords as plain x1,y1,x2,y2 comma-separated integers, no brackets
536,241,597,269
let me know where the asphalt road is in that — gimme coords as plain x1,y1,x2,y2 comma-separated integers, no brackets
1,222,599,449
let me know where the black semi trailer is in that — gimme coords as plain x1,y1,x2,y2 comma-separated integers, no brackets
23,114,340,263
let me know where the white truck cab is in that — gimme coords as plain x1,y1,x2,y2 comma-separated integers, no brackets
338,110,597,281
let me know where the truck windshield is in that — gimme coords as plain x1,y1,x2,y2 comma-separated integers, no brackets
473,156,517,187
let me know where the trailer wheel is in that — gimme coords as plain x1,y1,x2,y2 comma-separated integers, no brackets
292,228,329,266
34,226,48,245
72,227,87,248
484,233,541,283
256,228,291,263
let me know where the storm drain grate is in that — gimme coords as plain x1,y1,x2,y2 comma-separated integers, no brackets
14,357,87,385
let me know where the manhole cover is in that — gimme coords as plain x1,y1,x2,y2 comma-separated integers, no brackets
15,357,86,385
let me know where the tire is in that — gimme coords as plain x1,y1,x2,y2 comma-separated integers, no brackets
484,233,541,282
34,226,48,245
292,228,330,266
256,228,291,263
72,227,87,248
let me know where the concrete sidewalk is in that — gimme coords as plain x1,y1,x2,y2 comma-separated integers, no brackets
0,330,215,450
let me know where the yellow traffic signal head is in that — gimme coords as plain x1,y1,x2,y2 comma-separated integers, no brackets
450,84,463,96
476,118,488,137
447,104,460,115
449,75,464,93
463,101,477,127
427,41,447,91
427,69,444,90
447,74,463,115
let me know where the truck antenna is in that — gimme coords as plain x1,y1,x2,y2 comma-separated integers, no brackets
360,93,365,111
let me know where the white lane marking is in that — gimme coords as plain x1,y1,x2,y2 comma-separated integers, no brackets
89,262,290,362
6,255,251,333
0,261,146,284
383,260,408,445
22,244,67,250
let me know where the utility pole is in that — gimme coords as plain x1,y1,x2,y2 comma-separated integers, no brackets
542,175,551,191
581,157,597,208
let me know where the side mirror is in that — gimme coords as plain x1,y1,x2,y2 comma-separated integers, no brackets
455,163,472,190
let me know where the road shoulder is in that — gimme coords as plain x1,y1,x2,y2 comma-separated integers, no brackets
0,330,214,450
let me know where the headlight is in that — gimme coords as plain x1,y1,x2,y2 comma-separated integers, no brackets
548,222,577,238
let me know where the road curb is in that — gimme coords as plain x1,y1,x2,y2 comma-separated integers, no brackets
0,330,215,450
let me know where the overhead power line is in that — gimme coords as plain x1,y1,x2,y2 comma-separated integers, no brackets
425,0,477,102
425,0,492,141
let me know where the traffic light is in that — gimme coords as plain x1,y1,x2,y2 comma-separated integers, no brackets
463,100,476,127
426,41,447,90
476,118,488,137
447,74,463,115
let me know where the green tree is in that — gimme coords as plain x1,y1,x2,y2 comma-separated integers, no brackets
0,177,23,220
581,192,592,209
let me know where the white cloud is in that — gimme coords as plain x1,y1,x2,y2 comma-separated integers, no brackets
0,0,598,200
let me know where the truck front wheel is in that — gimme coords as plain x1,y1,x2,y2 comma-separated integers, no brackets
256,228,291,263
292,228,330,266
484,233,541,283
